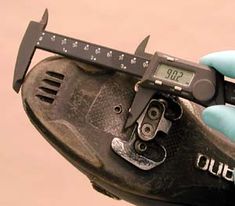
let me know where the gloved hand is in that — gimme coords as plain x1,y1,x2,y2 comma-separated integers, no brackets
200,51,235,141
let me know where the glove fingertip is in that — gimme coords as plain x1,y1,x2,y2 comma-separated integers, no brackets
199,55,213,67
200,51,235,78
202,106,235,141
202,107,217,129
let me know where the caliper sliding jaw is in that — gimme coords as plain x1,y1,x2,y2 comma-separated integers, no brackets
111,37,183,170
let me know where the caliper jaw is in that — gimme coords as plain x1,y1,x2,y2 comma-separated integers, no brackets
13,9,48,92
124,36,155,129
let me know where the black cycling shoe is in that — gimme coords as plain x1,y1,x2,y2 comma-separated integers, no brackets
20,56,235,206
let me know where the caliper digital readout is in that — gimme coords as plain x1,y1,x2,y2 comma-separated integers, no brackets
141,52,221,105
154,64,195,87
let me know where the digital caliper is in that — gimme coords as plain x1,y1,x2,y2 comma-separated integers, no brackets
13,9,235,128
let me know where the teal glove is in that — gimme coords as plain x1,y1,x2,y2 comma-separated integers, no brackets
200,51,235,141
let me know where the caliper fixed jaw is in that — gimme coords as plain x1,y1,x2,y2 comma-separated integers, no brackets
124,35,154,129
13,9,48,93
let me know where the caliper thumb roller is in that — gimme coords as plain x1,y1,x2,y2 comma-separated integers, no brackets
13,10,235,206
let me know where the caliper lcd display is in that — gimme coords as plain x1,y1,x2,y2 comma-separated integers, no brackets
154,64,194,86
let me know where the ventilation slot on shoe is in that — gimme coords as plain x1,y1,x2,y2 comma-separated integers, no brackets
39,87,58,95
42,79,61,87
46,71,65,80
36,95,54,104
